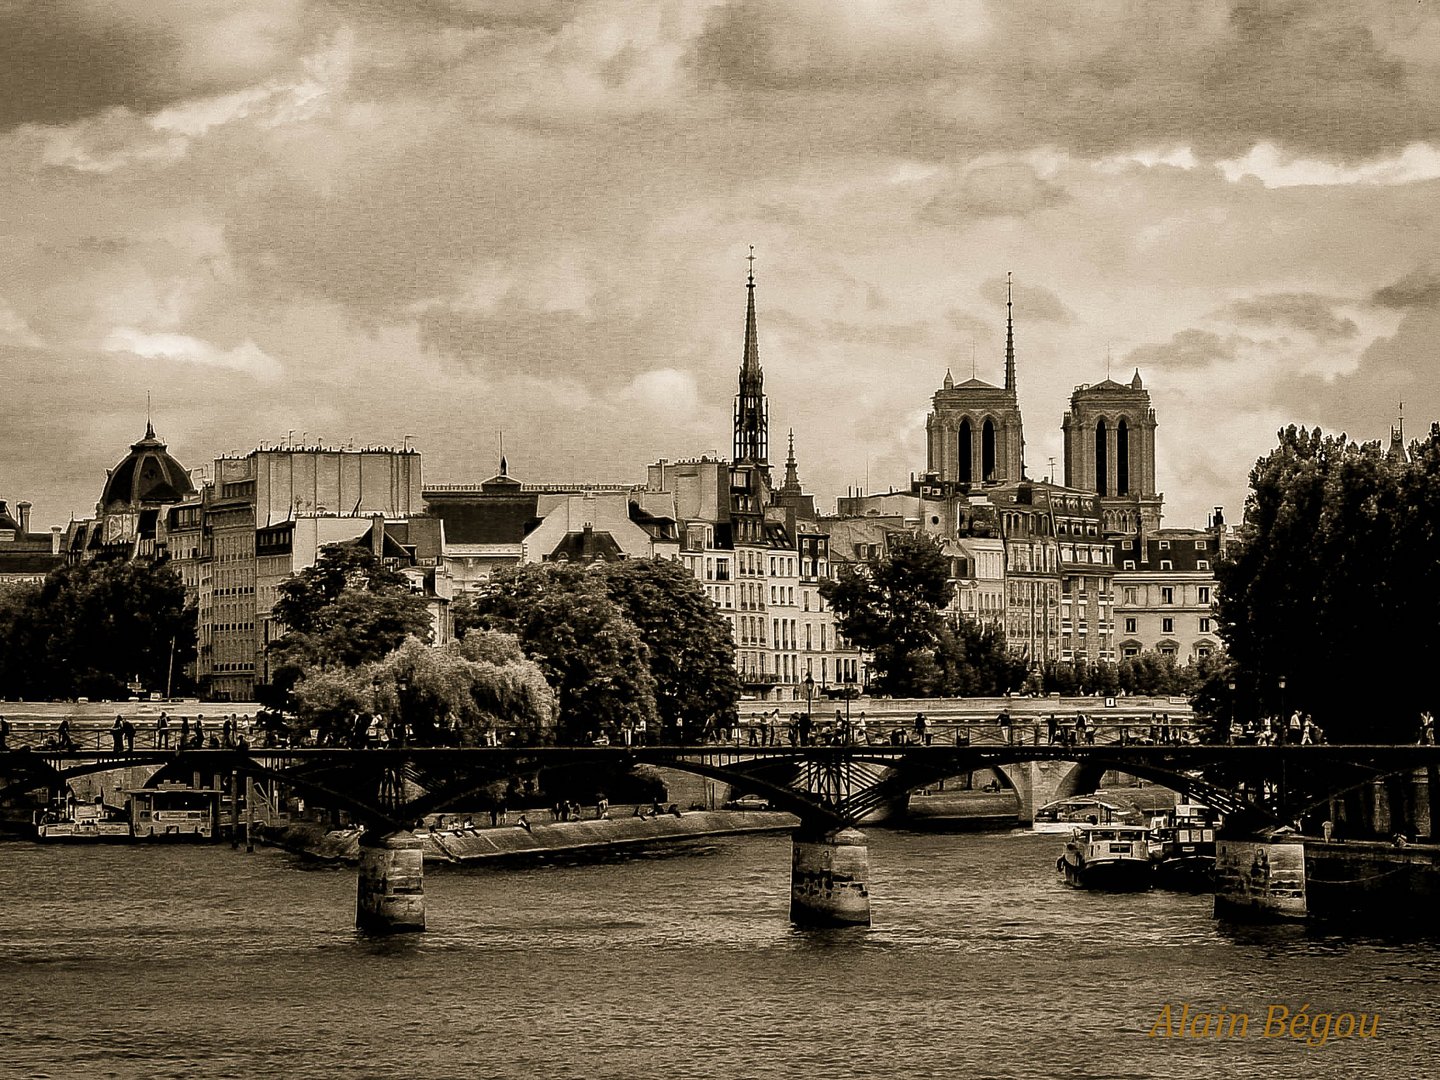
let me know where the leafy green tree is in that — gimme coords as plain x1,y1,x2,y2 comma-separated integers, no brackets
820,531,954,696
0,559,196,699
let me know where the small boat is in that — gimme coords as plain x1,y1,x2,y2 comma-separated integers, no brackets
1058,824,1154,890
35,800,132,841
1033,796,1144,834
129,785,221,839
1149,802,1221,890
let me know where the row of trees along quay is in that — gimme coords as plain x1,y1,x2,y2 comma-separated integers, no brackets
1,421,1436,749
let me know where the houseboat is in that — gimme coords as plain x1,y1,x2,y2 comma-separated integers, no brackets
1058,824,1154,890
34,800,132,841
1033,796,1144,834
1149,801,1221,890
129,784,221,839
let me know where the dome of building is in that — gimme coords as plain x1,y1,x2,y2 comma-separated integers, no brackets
100,422,197,509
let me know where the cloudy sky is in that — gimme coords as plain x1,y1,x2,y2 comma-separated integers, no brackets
4,1,1439,530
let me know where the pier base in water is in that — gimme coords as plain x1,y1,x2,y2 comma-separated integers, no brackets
356,835,425,934
790,827,871,927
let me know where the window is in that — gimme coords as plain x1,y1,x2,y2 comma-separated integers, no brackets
1197,561,1210,571
1161,617,1174,633
1160,560,1173,571
1195,539,1207,550
1158,540,1170,550
1199,617,1211,633
1123,646,1139,659
1124,617,1137,634
1161,587,1174,604
1122,587,1137,605
1123,560,1136,570
1197,586,1211,604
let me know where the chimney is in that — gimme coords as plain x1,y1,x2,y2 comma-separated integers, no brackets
51,526,62,554
17,501,31,533
371,513,385,558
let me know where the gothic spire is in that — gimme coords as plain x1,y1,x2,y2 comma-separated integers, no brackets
1004,271,1016,394
733,246,769,465
780,428,802,494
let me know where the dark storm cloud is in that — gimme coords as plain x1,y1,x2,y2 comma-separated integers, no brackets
1127,329,1242,370
686,0,1440,161
0,1,329,131
1373,266,1440,310
1220,293,1358,341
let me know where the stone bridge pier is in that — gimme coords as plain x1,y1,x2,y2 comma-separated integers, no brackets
1000,759,1091,824
356,833,426,934
790,827,871,927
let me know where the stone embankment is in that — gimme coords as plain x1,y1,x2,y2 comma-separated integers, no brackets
266,809,799,864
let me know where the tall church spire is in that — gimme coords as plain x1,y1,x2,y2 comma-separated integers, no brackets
1004,271,1016,394
733,246,769,465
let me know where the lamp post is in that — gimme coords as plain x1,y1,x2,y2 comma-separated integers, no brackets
1278,674,1288,744
804,672,815,724
1228,677,1237,744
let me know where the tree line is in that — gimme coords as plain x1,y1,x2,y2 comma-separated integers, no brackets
1211,422,1440,743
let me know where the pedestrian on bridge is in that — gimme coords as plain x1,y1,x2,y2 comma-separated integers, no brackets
122,718,135,753
915,712,930,746
995,709,1010,746
111,716,124,753
157,712,169,749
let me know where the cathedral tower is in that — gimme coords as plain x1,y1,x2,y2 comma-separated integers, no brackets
1062,367,1162,534
925,274,1025,485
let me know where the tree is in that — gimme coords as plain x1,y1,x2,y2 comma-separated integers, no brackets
289,632,557,746
820,531,954,696
933,617,1029,697
0,559,196,700
265,545,432,709
1216,423,1440,742
454,564,659,742
595,559,740,740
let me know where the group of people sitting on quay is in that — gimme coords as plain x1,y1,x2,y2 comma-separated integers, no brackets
1228,711,1327,746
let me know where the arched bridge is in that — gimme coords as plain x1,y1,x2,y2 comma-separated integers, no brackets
6,742,1440,932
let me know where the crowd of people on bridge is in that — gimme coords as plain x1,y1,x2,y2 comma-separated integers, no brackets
1229,711,1326,746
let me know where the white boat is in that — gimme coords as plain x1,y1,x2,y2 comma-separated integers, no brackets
35,801,132,841
1058,824,1154,890
129,785,221,839
1032,796,1144,834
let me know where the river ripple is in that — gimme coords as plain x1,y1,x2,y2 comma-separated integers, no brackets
0,830,1434,1079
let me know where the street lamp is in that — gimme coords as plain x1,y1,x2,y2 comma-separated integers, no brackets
1278,674,1288,742
804,672,815,724
1228,677,1237,743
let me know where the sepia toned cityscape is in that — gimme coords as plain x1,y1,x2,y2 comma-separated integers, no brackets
5,3,1440,1079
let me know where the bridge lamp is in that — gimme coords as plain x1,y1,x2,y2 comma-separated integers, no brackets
1278,675,1287,723
804,672,815,719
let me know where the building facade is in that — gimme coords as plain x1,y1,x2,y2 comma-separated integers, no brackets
1113,526,1224,662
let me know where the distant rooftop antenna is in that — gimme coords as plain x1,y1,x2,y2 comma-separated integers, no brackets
1106,343,1112,381
1047,456,1056,483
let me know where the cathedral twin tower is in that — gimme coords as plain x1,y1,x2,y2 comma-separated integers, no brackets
924,275,1163,534
733,259,1163,535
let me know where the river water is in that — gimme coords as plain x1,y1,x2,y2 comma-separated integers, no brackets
1,829,1434,1079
